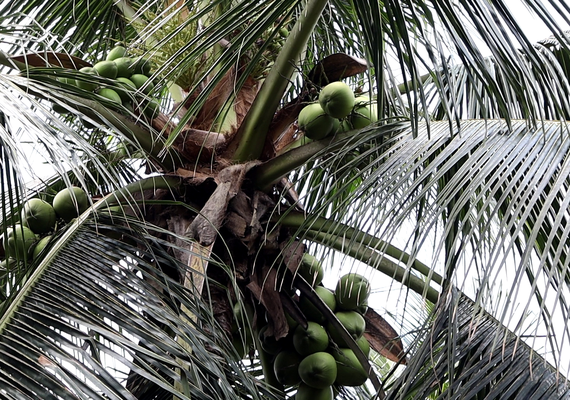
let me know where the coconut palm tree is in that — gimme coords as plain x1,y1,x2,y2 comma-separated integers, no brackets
1,0,570,398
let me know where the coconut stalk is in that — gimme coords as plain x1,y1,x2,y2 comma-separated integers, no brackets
301,230,441,304
276,211,443,286
226,0,331,162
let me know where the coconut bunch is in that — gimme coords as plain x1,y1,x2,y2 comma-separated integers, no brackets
297,81,378,141
231,253,372,400
1,187,90,267
55,45,159,120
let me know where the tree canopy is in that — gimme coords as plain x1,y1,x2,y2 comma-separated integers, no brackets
1,0,570,398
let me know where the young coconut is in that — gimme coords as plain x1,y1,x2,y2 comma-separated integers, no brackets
97,88,122,106
106,46,127,61
76,67,99,91
356,335,371,357
298,286,336,324
332,348,369,386
115,77,137,102
130,74,155,95
133,57,152,76
326,311,366,347
32,235,52,260
296,253,324,287
298,103,335,140
293,321,329,356
258,325,286,355
273,350,303,386
347,96,377,129
298,351,337,389
335,273,371,311
4,224,37,259
318,81,355,119
93,60,119,79
21,198,56,234
114,57,136,78
295,383,334,400
53,187,89,222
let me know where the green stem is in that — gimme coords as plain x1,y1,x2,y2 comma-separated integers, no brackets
253,329,284,395
253,136,334,190
302,230,440,304
252,122,407,190
277,211,443,286
227,0,330,162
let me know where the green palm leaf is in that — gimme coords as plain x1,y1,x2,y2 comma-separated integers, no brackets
385,290,570,399
0,209,277,399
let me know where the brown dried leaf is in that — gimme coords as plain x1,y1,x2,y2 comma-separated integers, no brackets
12,53,91,69
246,269,289,340
188,162,258,245
364,308,407,364
308,53,368,86
280,241,305,275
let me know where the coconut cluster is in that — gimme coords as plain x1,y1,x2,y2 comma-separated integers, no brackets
1,187,89,268
56,46,159,120
297,82,378,141
231,253,372,400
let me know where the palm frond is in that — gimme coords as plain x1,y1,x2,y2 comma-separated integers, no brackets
385,289,570,399
0,208,277,399
286,119,570,376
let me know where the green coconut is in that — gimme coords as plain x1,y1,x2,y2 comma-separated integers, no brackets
53,187,89,222
355,299,369,316
326,311,366,347
32,235,52,260
298,103,335,140
293,321,329,356
114,77,137,102
4,224,37,259
335,273,371,311
76,67,99,91
93,60,118,79
130,74,155,95
318,81,355,119
298,286,336,324
356,335,370,357
133,58,152,76
274,350,302,386
295,383,333,400
97,88,122,106
298,351,337,389
258,325,285,355
332,348,368,386
114,57,135,78
21,198,56,234
297,253,324,287
106,46,127,61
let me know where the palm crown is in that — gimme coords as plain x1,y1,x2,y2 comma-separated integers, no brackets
1,0,570,399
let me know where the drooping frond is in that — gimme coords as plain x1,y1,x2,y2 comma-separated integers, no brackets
285,119,570,378
0,209,278,399
385,290,570,399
